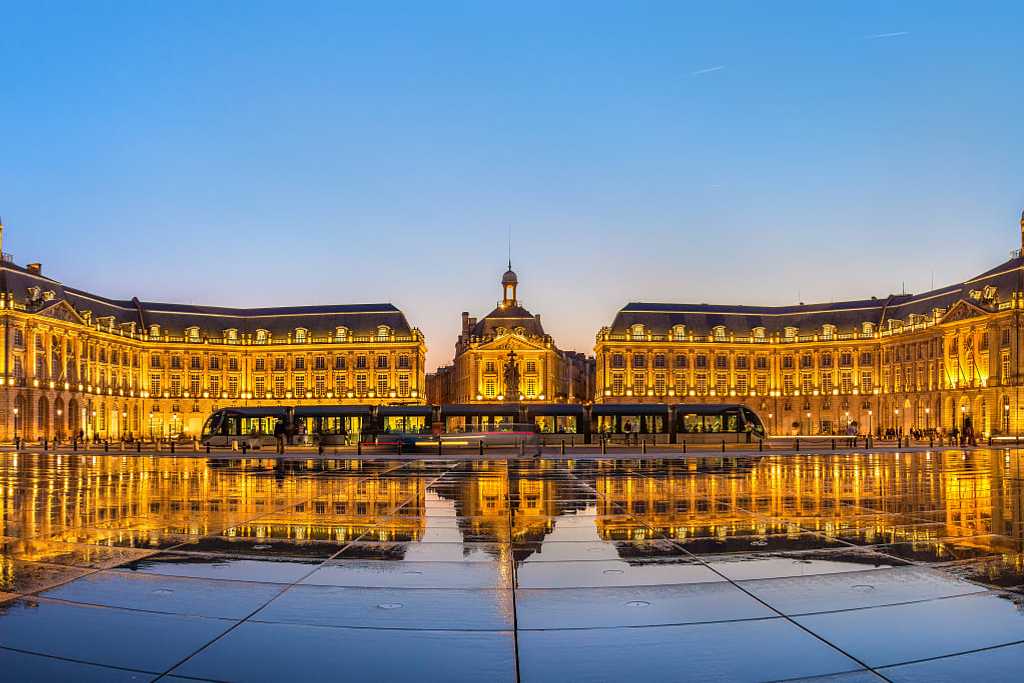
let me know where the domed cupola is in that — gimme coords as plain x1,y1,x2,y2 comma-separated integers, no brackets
501,261,518,307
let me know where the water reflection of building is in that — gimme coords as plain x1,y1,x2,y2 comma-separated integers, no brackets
591,453,1024,556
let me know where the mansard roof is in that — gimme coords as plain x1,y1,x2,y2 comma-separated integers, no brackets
608,255,1024,337
470,304,546,338
0,260,416,338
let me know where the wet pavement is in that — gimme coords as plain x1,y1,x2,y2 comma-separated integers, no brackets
0,450,1023,681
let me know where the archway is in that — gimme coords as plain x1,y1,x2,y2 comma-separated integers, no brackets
36,397,49,440
12,393,27,442
53,396,65,440
67,397,80,438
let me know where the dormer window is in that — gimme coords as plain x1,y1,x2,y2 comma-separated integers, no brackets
672,325,686,341
630,324,645,341
186,326,200,341
294,327,308,343
256,328,269,343
26,286,41,301
42,290,55,301
822,324,836,339
495,326,507,336
97,316,115,332
983,285,997,301
334,326,348,342
149,324,160,339
514,326,526,336
224,328,238,342
376,325,390,341
712,326,727,340
752,326,766,339
862,322,875,335
784,326,798,339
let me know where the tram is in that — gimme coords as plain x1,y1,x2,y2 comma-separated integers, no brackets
200,402,766,449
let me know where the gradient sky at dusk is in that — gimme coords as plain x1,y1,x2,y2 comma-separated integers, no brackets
2,2,1023,369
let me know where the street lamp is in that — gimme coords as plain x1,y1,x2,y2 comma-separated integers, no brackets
12,406,18,443
925,406,931,433
867,409,873,437
895,408,900,437
56,408,63,441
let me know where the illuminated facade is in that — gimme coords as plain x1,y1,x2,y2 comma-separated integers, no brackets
596,214,1024,437
429,265,594,404
0,221,426,442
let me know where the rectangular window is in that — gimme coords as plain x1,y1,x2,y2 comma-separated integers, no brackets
861,372,872,392
274,357,285,371
715,373,728,395
315,375,325,397
398,355,411,369
485,379,496,397
612,374,624,395
190,374,200,396
315,356,326,371
801,373,812,394
1002,352,1011,380
399,374,410,396
295,375,306,395
696,374,707,395
190,356,201,370
674,373,686,394
674,354,688,369
755,355,768,370
735,355,748,370
611,354,625,369
356,374,367,394
756,375,767,396
783,374,794,394
274,375,285,397
655,374,666,395
228,375,238,397
632,354,646,369
695,355,708,369
211,356,222,370
254,376,264,397
841,372,853,394
821,372,833,394
356,356,367,369
525,360,537,373
653,354,666,369
715,355,728,370
294,357,306,370
376,355,389,369
377,374,389,396
633,373,646,394
228,357,239,371
170,375,181,396
334,374,346,392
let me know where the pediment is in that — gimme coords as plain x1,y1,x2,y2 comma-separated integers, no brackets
35,299,86,325
938,299,989,325
476,333,549,352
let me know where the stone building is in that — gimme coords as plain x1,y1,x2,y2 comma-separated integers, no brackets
595,213,1024,437
429,264,594,404
0,220,426,442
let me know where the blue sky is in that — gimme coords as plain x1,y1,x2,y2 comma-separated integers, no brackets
2,1,1022,368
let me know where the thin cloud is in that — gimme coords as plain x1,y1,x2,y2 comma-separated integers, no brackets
691,65,725,76
865,31,909,39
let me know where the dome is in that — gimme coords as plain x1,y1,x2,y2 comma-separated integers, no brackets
502,269,518,285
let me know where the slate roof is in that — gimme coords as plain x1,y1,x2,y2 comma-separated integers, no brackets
0,260,416,338
608,255,1024,336
470,304,546,338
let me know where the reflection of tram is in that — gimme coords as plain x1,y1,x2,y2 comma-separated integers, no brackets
201,402,766,448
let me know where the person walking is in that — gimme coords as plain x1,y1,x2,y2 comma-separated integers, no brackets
273,418,285,454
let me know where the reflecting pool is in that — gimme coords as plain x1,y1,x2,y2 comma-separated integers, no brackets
1,450,1023,680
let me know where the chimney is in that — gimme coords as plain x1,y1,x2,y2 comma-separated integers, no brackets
27,262,41,275
462,312,470,335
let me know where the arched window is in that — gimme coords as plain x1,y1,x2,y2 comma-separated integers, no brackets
224,328,238,342
862,322,875,336
255,329,269,344
752,326,766,339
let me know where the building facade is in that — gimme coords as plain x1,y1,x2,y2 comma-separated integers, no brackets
595,215,1024,437
0,223,426,442
428,265,594,405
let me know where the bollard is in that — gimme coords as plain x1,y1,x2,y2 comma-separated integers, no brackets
721,439,725,453
682,440,687,454
560,440,565,456
988,435,993,447
396,441,402,456
170,440,175,454
795,438,800,452
479,440,484,457
831,438,835,450
758,438,763,452
318,441,324,455
73,438,78,451
104,440,109,452
240,442,247,455
43,439,48,451
930,436,934,448
641,440,647,454
136,440,141,453
601,438,607,455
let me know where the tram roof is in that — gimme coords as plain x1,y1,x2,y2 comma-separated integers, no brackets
293,405,372,417
525,404,587,418
440,403,521,417
591,403,669,416
378,405,433,417
212,407,289,417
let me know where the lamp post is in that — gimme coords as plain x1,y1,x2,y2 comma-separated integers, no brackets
1004,402,1010,434
925,406,931,435
867,409,873,438
12,406,18,443
895,408,900,438
56,408,63,441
